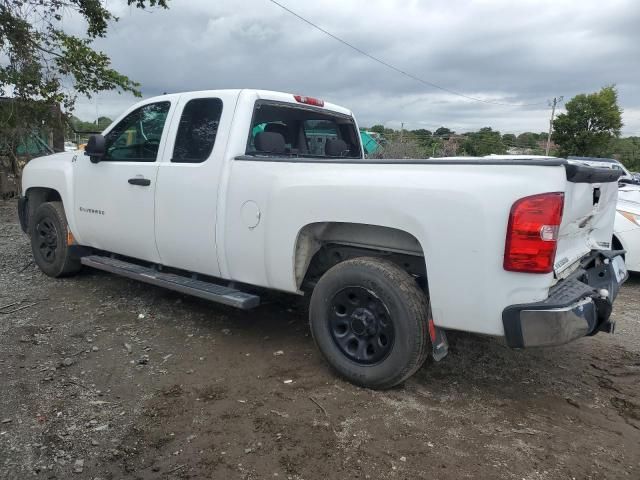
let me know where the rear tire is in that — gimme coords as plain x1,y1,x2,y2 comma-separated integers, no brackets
30,201,81,277
309,257,430,390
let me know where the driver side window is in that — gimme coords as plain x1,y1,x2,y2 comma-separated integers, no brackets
103,101,171,162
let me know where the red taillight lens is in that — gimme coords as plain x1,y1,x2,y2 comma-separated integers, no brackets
504,192,564,274
294,95,324,107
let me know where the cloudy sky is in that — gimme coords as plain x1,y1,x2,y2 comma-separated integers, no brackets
70,0,640,135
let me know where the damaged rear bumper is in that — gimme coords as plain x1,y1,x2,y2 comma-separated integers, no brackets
502,250,628,348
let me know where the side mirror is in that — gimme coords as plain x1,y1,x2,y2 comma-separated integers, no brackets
85,134,106,163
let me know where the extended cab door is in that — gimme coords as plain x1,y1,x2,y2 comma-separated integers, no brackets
73,100,174,263
154,91,239,277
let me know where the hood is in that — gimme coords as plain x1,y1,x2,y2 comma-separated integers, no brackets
21,151,78,195
618,198,640,216
28,151,77,164
618,184,640,205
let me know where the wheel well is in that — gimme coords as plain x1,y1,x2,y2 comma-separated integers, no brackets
25,187,63,233
294,222,427,290
612,235,625,260
612,235,623,251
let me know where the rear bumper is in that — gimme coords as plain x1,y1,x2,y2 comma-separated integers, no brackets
503,250,628,348
17,195,28,233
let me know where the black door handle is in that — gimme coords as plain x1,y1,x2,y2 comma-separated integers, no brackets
128,177,151,186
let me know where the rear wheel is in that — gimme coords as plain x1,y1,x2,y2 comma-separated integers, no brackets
309,257,430,389
30,201,81,277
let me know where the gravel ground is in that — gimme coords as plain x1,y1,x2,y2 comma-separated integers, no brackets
1,199,639,480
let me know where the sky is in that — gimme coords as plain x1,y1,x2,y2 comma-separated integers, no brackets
70,0,640,135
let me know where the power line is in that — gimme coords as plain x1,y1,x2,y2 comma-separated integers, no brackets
267,0,548,108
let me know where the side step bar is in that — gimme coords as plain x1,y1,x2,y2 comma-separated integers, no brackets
81,255,260,309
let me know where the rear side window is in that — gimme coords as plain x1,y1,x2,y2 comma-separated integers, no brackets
172,98,223,163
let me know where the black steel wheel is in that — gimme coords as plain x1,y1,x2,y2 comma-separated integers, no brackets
35,217,59,264
329,287,395,365
310,257,430,390
30,201,81,277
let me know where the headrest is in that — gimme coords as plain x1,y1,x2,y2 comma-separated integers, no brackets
264,123,289,139
255,131,286,154
325,138,349,157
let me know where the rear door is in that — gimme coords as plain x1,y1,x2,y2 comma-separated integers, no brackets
154,91,238,277
73,100,174,263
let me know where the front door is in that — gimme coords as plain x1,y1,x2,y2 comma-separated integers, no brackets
73,100,173,263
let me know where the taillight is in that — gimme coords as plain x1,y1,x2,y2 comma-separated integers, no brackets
294,95,324,107
504,192,564,274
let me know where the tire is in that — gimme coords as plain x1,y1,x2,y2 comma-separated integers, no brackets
309,257,430,390
30,201,82,278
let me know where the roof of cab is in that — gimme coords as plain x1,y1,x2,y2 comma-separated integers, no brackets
142,89,353,117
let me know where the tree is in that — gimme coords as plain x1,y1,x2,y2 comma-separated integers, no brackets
434,127,452,136
0,0,168,178
502,133,516,146
407,129,434,150
70,115,113,133
411,128,432,138
462,127,506,156
516,132,540,149
369,124,386,135
612,136,640,172
552,86,623,157
376,138,424,159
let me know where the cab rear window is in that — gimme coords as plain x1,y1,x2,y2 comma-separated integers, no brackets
246,101,362,159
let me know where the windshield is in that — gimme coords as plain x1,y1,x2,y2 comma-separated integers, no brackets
246,101,362,159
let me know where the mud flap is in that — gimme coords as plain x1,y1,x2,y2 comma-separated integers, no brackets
428,315,449,361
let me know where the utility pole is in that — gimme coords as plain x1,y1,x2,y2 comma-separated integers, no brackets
400,122,404,143
546,96,563,155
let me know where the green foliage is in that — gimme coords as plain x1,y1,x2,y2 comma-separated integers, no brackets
434,126,452,136
552,86,623,157
612,136,640,172
462,127,507,156
0,0,169,175
0,98,60,171
502,133,516,145
71,115,113,133
1,1,168,109
411,128,432,138
516,132,541,149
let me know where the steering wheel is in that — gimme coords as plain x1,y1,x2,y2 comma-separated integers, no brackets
142,138,160,155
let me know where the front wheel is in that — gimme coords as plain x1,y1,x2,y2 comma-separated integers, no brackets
309,257,430,389
30,201,81,277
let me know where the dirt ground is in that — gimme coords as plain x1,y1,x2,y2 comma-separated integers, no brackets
1,199,639,480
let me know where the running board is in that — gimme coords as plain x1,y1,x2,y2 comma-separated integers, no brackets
81,255,260,309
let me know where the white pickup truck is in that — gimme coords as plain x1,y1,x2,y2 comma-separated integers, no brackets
18,89,629,389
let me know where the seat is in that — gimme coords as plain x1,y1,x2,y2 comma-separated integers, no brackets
254,131,286,154
325,138,349,157
264,122,290,143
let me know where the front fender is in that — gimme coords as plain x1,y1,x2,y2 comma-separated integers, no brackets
22,151,78,234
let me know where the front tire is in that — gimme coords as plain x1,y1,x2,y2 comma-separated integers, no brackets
30,201,81,277
309,257,430,389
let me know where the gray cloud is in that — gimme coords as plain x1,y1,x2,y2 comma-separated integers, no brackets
73,0,640,134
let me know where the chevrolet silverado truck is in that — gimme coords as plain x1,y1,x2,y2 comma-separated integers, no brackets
18,89,629,389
